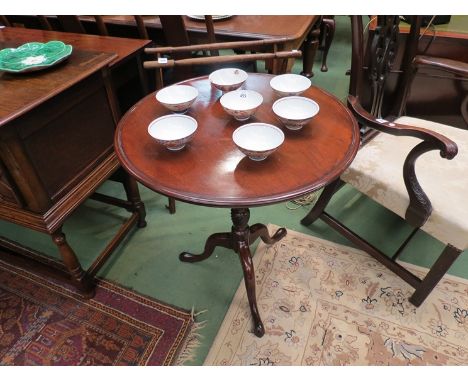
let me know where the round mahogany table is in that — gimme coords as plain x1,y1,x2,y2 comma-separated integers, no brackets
115,73,359,337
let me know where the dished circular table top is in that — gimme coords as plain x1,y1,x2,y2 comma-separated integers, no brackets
115,73,360,208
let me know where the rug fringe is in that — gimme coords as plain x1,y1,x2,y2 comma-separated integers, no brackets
174,308,208,366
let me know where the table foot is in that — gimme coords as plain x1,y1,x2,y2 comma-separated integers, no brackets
179,232,232,262
250,223,287,245
238,243,265,338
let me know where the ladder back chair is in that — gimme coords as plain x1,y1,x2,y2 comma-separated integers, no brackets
301,15,468,307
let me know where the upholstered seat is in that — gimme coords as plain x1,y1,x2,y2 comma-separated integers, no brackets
341,116,468,249
301,16,468,307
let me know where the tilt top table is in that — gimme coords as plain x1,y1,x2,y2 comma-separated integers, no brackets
115,73,360,337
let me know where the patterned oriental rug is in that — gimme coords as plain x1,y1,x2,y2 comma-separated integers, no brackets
0,259,199,366
205,224,468,366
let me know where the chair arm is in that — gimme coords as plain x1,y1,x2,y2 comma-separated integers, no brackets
348,94,459,227
413,55,468,78
347,95,458,159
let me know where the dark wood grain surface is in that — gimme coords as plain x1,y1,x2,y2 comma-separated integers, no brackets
83,15,319,42
0,27,151,126
0,49,115,127
0,27,151,67
115,73,360,208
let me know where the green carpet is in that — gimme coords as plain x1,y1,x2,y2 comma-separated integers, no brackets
1,17,467,365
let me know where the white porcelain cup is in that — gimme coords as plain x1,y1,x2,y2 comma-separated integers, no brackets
272,96,319,130
156,85,199,113
148,114,198,151
232,122,284,161
270,73,311,97
220,89,263,121
209,68,248,92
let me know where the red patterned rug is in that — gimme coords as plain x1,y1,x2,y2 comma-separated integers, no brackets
0,258,198,365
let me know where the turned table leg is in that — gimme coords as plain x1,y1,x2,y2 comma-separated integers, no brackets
179,208,287,337
122,172,147,228
51,229,94,297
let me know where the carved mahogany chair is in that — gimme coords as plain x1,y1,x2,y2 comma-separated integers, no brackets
301,15,468,307
144,40,302,213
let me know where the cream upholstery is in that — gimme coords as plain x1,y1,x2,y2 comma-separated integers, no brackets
341,116,468,249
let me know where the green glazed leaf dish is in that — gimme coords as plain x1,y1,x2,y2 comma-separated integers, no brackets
0,41,73,73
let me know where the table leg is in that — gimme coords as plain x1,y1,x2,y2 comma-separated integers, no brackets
249,223,287,245
238,242,264,336
51,229,94,297
300,29,320,78
320,17,336,72
179,232,233,262
179,208,287,338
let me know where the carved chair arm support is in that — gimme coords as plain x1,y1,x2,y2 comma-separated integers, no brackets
348,95,459,227
413,55,468,78
403,141,439,227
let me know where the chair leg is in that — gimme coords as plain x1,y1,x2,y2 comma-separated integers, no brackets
122,172,147,228
409,244,462,306
166,197,176,214
301,178,343,226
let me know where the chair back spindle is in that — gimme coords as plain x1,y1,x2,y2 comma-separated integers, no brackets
57,16,109,36
57,16,86,34
0,15,11,27
134,16,150,40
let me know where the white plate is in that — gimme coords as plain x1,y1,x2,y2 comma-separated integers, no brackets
187,15,233,21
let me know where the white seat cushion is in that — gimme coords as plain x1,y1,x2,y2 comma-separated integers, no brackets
341,116,468,249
